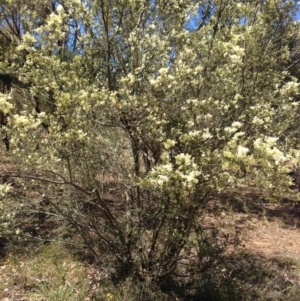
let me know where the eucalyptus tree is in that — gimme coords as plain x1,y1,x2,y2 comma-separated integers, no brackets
0,0,299,284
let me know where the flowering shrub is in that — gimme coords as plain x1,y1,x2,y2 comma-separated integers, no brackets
0,0,299,283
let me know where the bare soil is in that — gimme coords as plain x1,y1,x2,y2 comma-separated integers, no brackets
244,203,300,259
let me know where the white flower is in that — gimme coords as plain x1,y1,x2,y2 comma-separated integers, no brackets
202,129,213,140
232,121,242,128
236,145,249,158
176,153,192,167
128,73,135,84
224,127,236,134
252,116,264,125
254,138,263,150
164,139,176,150
159,67,169,76
265,136,278,146
0,184,11,199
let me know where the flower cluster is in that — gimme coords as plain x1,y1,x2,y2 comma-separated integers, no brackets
254,137,286,164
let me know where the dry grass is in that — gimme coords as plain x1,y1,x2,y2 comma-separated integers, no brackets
0,243,92,301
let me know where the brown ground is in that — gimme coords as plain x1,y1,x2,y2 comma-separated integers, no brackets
1,199,300,300
244,204,300,259
1,146,300,299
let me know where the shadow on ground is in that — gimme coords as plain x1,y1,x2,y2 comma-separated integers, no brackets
169,250,300,301
220,189,300,228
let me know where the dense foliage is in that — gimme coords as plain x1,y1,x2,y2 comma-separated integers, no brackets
0,0,299,286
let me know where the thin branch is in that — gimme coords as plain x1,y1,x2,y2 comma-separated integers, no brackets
4,172,93,196
47,196,101,263
284,57,300,71
66,156,73,183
